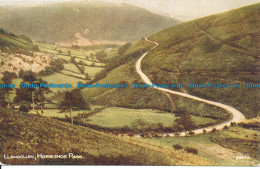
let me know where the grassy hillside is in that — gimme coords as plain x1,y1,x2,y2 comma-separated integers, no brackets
0,29,36,55
137,118,260,166
142,3,260,118
0,1,180,44
82,39,176,112
0,109,212,165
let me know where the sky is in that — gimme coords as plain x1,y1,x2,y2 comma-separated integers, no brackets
0,0,260,21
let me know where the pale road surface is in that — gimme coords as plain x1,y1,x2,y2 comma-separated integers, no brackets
134,38,245,137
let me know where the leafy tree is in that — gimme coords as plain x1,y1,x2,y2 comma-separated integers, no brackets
14,71,37,112
0,89,7,107
34,79,52,114
89,53,94,61
19,104,29,114
85,73,91,80
95,50,108,62
1,71,17,109
59,89,90,124
173,111,196,133
70,56,76,63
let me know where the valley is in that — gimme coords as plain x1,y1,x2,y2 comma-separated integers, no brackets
0,1,259,166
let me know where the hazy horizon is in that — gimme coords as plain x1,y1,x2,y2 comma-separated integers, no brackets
0,0,259,21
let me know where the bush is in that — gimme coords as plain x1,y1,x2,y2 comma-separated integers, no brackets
128,132,134,137
173,144,183,150
189,131,195,135
185,147,198,155
19,104,29,114
211,128,217,133
223,125,228,130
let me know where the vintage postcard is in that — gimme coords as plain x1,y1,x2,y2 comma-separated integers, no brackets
0,0,259,166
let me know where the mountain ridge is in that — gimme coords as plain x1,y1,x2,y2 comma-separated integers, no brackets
0,2,180,45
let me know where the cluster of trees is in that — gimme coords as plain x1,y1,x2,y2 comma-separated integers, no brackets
173,111,197,133
1,70,89,125
38,59,64,76
58,89,90,124
95,50,108,63
14,71,51,114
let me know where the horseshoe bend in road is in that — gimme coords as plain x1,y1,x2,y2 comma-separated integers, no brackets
135,38,245,137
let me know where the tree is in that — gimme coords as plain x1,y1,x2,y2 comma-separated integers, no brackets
85,72,91,80
68,50,71,56
173,111,197,133
70,56,76,63
95,50,108,62
34,79,51,114
0,89,7,107
89,53,94,61
59,89,90,124
1,71,17,109
14,71,37,113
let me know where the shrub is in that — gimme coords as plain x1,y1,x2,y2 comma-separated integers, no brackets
19,104,29,114
174,133,180,137
173,144,183,150
203,129,207,134
223,125,228,130
211,128,217,133
189,131,195,135
231,122,236,126
128,132,134,137
185,147,198,155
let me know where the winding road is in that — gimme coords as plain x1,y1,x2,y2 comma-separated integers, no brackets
134,38,245,137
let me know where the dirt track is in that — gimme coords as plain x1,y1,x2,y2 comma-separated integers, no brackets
134,38,245,137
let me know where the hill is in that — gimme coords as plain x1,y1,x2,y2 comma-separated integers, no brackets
0,109,212,165
0,1,180,45
0,28,37,55
142,3,260,118
82,3,260,119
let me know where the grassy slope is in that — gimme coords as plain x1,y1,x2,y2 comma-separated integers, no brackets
142,3,260,118
0,2,180,43
82,39,175,112
136,119,260,166
0,109,212,165
0,33,34,53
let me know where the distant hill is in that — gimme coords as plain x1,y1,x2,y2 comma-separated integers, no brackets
82,3,260,119
0,1,180,45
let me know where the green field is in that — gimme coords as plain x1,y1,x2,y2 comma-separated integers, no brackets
42,72,82,94
63,63,81,74
87,107,217,129
84,66,104,77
